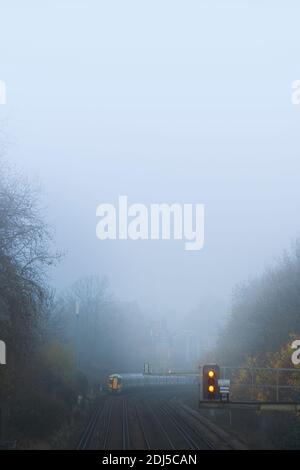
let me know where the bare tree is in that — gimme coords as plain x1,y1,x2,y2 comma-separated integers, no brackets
0,164,60,423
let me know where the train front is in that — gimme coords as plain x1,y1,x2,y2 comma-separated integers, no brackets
107,374,122,393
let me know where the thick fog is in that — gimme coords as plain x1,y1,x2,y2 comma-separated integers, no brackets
1,0,299,331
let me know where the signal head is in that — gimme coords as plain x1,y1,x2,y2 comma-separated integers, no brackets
202,364,220,401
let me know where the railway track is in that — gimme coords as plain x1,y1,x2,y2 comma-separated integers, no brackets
76,401,105,450
162,402,215,449
145,400,176,449
159,403,201,450
175,402,247,450
102,399,113,449
122,398,130,450
134,402,151,449
76,391,244,450
98,398,130,450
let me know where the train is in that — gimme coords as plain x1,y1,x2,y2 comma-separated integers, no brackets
107,373,198,393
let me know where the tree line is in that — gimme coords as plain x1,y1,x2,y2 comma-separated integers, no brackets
213,239,300,448
216,242,300,367
0,163,150,445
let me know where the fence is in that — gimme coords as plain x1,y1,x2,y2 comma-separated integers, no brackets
220,366,300,403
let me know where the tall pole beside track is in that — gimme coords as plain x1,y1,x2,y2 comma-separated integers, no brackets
75,301,80,370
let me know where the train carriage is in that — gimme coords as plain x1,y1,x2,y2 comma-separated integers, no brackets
107,372,197,393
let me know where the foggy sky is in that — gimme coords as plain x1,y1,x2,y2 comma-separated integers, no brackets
0,1,300,323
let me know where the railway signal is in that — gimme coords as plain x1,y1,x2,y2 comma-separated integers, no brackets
202,364,220,400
